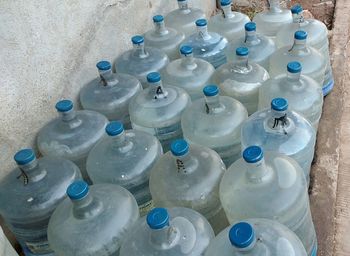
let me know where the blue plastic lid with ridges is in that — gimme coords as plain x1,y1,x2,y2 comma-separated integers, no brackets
229,222,255,248
106,121,124,136
291,4,303,14
147,72,161,83
271,98,288,111
96,61,111,71
153,15,164,23
14,149,36,165
171,139,189,157
287,62,302,73
56,100,73,112
236,47,249,56
147,208,170,229
180,45,193,55
196,19,207,27
132,35,144,45
221,0,232,6
67,181,89,200
294,30,307,40
243,146,263,163
203,85,219,96
245,22,256,32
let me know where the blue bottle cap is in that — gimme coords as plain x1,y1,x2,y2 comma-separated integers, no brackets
245,22,256,32
153,15,164,23
221,0,232,6
271,98,288,111
291,4,303,14
196,19,207,27
229,222,255,248
67,181,89,200
287,62,302,73
203,85,219,97
131,35,144,45
236,47,249,56
180,45,193,55
147,208,170,229
170,139,189,157
14,149,36,165
96,61,111,71
147,72,161,83
55,100,73,112
105,121,124,136
294,30,307,40
243,146,263,163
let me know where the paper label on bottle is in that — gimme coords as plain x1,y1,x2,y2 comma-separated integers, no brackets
139,200,154,216
25,240,52,254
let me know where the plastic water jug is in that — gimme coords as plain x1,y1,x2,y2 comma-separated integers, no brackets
213,47,270,115
114,35,169,88
181,19,228,68
225,22,276,70
79,60,142,127
276,4,334,95
259,62,323,130
120,207,214,255
129,72,191,152
181,85,248,167
149,139,228,234
86,121,162,215
161,45,215,100
47,181,139,256
0,149,81,255
37,100,108,182
208,0,250,42
0,226,18,256
204,219,307,256
220,146,317,256
165,0,205,37
144,15,185,61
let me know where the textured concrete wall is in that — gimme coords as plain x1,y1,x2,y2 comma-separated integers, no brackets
0,0,216,179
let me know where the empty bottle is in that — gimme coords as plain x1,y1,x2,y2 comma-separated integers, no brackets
37,100,108,181
220,146,317,256
86,121,163,215
129,72,191,152
79,60,142,127
149,139,227,234
161,45,215,100
225,22,276,70
270,31,327,89
208,0,250,42
276,4,334,95
241,98,316,184
259,62,323,130
0,149,81,256
165,0,205,37
120,207,215,256
205,219,307,256
213,47,269,115
1,226,19,256
114,35,169,88
181,85,248,167
47,181,139,256
181,19,228,68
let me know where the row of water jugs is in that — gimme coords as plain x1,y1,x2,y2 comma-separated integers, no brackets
0,0,331,255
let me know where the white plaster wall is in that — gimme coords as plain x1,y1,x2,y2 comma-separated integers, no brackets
0,0,216,179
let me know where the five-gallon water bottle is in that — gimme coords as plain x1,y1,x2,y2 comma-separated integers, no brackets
149,139,228,233
161,45,215,100
165,0,205,37
144,15,185,61
208,0,250,42
270,31,326,89
253,0,292,41
259,62,323,130
276,4,334,95
225,22,276,70
79,60,142,127
181,19,228,68
220,146,317,256
37,100,108,181
129,72,191,152
181,85,248,167
120,207,215,255
0,149,81,256
204,219,307,256
241,98,316,184
213,47,270,115
47,181,139,256
114,35,169,88
0,226,18,256
86,121,163,215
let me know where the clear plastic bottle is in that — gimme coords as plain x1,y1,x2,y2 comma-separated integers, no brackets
220,146,317,256
181,85,248,167
86,121,163,215
129,72,191,152
259,62,323,130
79,60,142,128
149,139,228,234
47,181,139,256
270,31,326,89
204,219,307,256
120,207,215,256
276,4,334,95
213,47,270,115
241,98,316,184
225,22,276,70
114,35,169,88
0,149,81,256
0,226,18,256
165,0,205,37
37,100,108,182
181,19,228,68
208,0,250,42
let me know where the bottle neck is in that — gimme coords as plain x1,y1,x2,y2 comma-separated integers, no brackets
197,26,211,40
173,153,199,174
286,71,301,82
266,109,292,135
290,38,307,51
150,225,179,249
154,21,169,35
17,159,47,184
222,5,234,19
245,30,260,45
205,95,224,114
293,13,305,23
72,193,103,219
133,43,149,58
149,81,168,100
178,1,189,10
245,159,270,183
181,53,197,70
111,132,133,153
235,55,249,68
99,69,118,87
268,0,282,13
